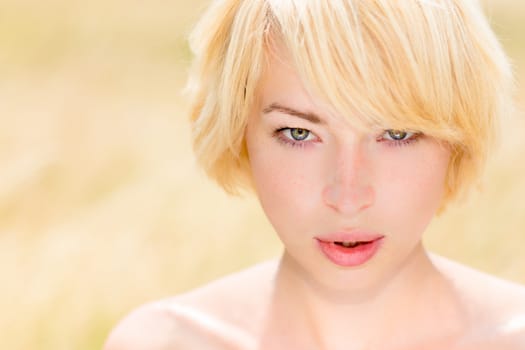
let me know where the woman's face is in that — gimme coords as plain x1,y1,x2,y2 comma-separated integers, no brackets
245,55,451,291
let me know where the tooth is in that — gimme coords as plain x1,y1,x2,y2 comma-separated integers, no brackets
342,241,355,247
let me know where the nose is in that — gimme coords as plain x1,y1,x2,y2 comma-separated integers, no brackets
322,143,375,215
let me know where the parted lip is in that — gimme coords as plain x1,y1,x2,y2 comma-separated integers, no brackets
315,230,385,243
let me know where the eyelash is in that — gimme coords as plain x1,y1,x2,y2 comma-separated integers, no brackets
376,131,422,147
273,127,318,148
273,127,422,148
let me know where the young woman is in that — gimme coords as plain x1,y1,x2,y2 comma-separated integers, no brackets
105,0,525,349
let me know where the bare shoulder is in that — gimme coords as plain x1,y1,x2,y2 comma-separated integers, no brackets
167,258,279,335
430,254,525,349
103,301,180,350
103,259,279,350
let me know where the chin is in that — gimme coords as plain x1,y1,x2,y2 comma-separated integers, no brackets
283,248,399,299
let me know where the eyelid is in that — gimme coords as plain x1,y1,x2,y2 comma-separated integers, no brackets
274,127,321,148
382,130,415,141
376,129,423,146
280,127,317,142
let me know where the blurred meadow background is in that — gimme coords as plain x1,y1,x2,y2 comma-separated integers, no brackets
0,0,523,349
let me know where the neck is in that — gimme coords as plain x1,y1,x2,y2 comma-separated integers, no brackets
270,244,466,350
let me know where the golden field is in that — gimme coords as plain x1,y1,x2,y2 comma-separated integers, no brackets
0,1,524,349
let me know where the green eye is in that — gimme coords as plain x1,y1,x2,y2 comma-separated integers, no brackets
290,128,310,141
385,129,410,141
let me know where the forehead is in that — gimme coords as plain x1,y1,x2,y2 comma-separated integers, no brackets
258,50,349,125
259,52,310,106
257,42,384,132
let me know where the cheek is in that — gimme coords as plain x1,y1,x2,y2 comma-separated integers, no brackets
377,145,450,232
247,142,322,235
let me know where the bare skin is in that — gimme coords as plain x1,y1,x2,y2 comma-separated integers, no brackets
104,253,525,350
104,48,525,350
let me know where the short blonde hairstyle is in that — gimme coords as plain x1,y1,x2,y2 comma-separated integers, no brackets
185,0,514,206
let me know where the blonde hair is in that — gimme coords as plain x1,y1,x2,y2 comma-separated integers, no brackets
185,0,514,206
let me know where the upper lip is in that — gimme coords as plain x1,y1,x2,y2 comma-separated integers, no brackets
315,230,384,243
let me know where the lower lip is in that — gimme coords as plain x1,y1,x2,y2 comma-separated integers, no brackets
316,238,384,267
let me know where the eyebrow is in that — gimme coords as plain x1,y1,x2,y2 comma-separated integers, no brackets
262,103,325,124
